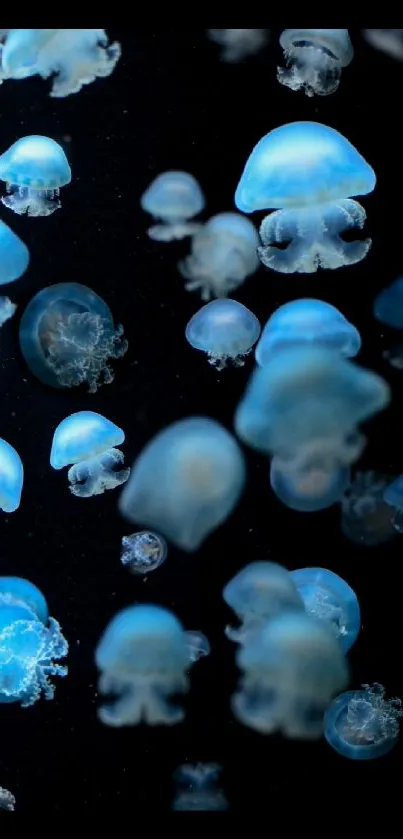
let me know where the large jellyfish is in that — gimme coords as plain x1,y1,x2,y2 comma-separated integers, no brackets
0,220,29,284
363,29,403,61
141,171,205,242
51,411,130,498
186,299,261,370
341,471,397,546
0,29,121,97
0,576,68,706
278,29,353,97
235,121,376,274
0,438,23,512
289,568,361,653
172,764,228,812
324,683,403,760
207,29,269,62
0,135,71,217
233,611,349,738
119,417,246,552
179,212,260,300
19,282,127,392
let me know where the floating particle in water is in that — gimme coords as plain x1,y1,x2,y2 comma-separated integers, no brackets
120,531,168,574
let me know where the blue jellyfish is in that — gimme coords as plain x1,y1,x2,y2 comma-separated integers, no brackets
172,764,228,812
383,475,403,532
207,28,269,62
0,438,23,512
179,212,260,300
341,471,397,546
223,561,304,644
0,29,121,97
324,683,403,760
0,297,17,326
119,417,246,552
0,576,68,706
120,531,168,575
233,611,349,738
235,121,375,274
185,631,211,664
0,220,29,284
0,787,15,810
51,411,130,498
289,568,360,653
0,135,71,216
141,171,205,242
373,277,403,330
95,604,190,726
270,456,351,513
256,299,361,366
186,299,261,370
277,29,353,96
19,282,127,392
363,29,403,61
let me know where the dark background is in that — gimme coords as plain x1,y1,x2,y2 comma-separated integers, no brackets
0,28,401,813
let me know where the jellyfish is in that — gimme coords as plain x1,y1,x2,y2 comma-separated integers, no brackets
186,299,261,370
324,683,403,760
270,456,351,513
185,631,211,664
0,135,71,217
256,299,361,366
51,411,130,498
141,171,205,242
0,438,23,512
0,576,68,706
341,471,397,546
207,28,269,62
383,475,403,532
235,121,375,274
0,29,121,97
19,282,127,392
233,611,349,738
0,297,17,326
179,212,260,300
172,764,228,812
119,417,246,552
120,531,168,575
0,787,15,810
363,29,403,61
373,278,403,371
289,568,360,653
95,604,190,726
0,220,29,284
277,29,353,97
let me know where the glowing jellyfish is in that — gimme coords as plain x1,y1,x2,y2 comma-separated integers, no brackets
373,278,403,329
186,299,261,370
235,121,375,274
383,475,403,532
0,438,23,512
19,282,127,392
0,787,15,810
289,568,360,653
141,171,205,242
0,297,17,326
207,28,268,62
179,212,260,300
223,561,303,644
51,411,130,498
270,456,350,513
0,576,68,706
324,683,403,760
256,299,361,366
233,611,349,738
363,29,403,61
0,135,71,217
0,29,121,97
278,29,353,97
95,604,190,726
119,417,246,552
120,531,168,575
172,764,228,812
341,471,397,546
185,631,211,664
0,220,29,284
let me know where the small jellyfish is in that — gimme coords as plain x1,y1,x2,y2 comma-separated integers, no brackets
256,299,361,366
19,282,127,392
0,297,17,326
186,299,261,370
172,764,228,812
120,531,168,575
341,471,397,546
0,787,15,811
270,456,350,513
0,576,68,706
278,29,353,97
179,212,260,300
324,683,403,760
363,29,403,61
235,122,375,274
383,475,403,532
0,220,29,284
223,561,303,644
51,411,130,498
141,171,205,242
185,631,211,664
0,438,23,512
95,604,190,726
119,417,246,552
373,277,403,330
207,28,269,62
289,568,361,653
0,135,71,217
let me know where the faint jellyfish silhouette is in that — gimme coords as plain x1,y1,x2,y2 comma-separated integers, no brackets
0,787,15,810
19,282,127,392
0,135,71,216
51,411,130,498
289,568,360,653
0,220,29,284
186,299,261,370
141,171,205,242
373,278,403,329
179,212,260,300
235,121,375,273
0,438,23,512
383,475,403,532
363,29,403,61
207,28,268,62
120,531,168,575
341,471,396,546
278,29,353,96
172,764,228,811
270,456,351,513
185,631,211,664
0,298,17,326
324,683,403,760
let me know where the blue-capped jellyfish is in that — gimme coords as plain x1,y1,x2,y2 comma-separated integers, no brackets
179,212,260,300
95,604,190,726
207,28,269,62
119,417,246,552
0,297,17,326
278,29,353,97
383,475,403,532
341,471,397,546
51,411,130,498
0,787,15,810
141,171,205,242
0,576,68,706
186,299,261,370
0,438,23,512
256,299,361,366
19,282,127,392
233,611,349,738
0,220,29,284
0,135,71,217
235,121,375,274
324,683,403,760
270,456,351,513
120,531,168,575
363,29,403,61
289,568,360,653
0,29,121,98
172,764,228,812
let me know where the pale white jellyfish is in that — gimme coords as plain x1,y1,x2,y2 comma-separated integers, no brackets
278,29,353,96
207,29,269,62
363,30,403,61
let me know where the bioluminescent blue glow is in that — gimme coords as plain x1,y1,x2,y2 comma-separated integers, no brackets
0,438,23,512
278,29,353,97
270,456,351,513
373,277,403,329
0,135,71,216
172,764,228,811
0,297,17,326
186,298,261,370
324,683,403,760
0,220,29,284
341,471,397,546
289,567,361,652
120,531,168,574
141,171,205,241
185,631,211,664
207,28,269,62
383,475,403,532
